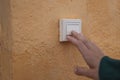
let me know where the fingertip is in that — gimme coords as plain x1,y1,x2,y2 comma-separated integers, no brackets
66,36,71,40
71,30,75,33
79,33,84,37
79,32,83,35
67,36,74,42
74,67,81,75
71,31,78,35
66,35,70,38
66,35,79,46
71,31,81,40
74,66,78,72
74,68,78,75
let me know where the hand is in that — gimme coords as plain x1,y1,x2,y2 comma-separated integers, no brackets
67,31,105,80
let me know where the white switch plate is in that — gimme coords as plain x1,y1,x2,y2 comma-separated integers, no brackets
59,19,82,42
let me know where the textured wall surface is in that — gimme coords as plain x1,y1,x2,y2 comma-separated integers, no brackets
11,0,88,80
87,0,120,58
0,0,12,80
0,9,1,80
0,0,120,80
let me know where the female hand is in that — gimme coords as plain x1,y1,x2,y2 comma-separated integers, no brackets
67,31,105,80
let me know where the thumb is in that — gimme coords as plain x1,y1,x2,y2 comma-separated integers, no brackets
75,66,94,79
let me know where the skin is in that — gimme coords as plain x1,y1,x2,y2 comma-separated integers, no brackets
67,31,105,80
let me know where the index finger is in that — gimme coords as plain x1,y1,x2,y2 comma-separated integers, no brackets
67,35,89,54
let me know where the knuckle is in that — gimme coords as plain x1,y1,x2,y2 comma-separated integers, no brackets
82,39,88,44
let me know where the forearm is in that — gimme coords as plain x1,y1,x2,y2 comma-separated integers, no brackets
99,56,120,80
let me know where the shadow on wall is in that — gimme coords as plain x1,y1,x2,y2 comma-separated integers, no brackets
0,0,13,80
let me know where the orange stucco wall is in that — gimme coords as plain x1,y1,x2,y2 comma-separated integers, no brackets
0,0,120,80
0,0,12,80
